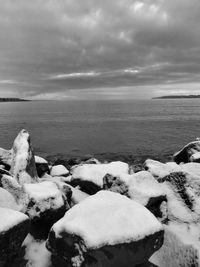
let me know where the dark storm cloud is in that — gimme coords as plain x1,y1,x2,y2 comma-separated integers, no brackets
0,0,200,99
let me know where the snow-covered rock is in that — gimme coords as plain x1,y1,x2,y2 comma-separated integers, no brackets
144,159,181,179
47,191,164,267
0,187,20,211
103,171,167,221
173,140,200,164
67,185,89,206
23,234,51,267
0,207,30,266
158,171,200,222
0,147,12,168
50,164,69,177
35,155,50,178
71,161,129,194
22,181,70,223
190,152,200,163
10,129,38,184
151,222,200,267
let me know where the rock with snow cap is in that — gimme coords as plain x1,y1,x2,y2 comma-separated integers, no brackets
46,191,164,267
0,187,20,211
71,161,129,194
35,155,50,177
103,171,167,221
10,129,38,184
158,171,200,222
173,139,200,164
0,207,30,267
144,159,181,179
50,164,69,177
22,181,70,223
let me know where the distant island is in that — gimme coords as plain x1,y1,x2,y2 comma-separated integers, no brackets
153,95,200,99
0,98,30,102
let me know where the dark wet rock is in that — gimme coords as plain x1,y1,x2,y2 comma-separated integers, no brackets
70,179,101,195
173,140,200,164
35,156,50,177
103,173,129,196
67,157,82,168
48,233,163,267
0,207,30,267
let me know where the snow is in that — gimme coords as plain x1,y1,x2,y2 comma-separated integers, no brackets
0,187,19,211
52,191,163,249
151,223,200,267
0,207,29,232
50,165,69,177
23,181,65,218
120,171,165,206
144,159,181,179
23,181,62,201
23,234,51,267
71,161,129,187
190,152,200,161
35,156,48,164
181,162,200,176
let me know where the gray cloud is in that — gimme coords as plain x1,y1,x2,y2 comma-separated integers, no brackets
0,0,200,99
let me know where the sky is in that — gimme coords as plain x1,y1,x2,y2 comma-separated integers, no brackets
0,0,200,100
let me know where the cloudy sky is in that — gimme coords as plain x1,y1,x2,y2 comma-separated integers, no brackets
0,0,200,100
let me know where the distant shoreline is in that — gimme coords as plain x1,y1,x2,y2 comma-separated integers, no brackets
0,98,30,102
153,95,200,99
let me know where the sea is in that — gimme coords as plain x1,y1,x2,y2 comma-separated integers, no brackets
0,99,200,162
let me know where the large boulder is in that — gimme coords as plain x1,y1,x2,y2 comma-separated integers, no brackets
35,155,50,177
173,140,200,164
71,161,129,194
103,171,167,221
0,207,30,267
46,191,164,267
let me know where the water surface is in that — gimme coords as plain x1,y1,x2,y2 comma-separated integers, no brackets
0,99,199,160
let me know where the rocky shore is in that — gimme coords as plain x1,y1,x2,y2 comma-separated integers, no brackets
0,129,200,267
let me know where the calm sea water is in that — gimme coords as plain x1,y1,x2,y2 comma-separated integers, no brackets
0,99,200,160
